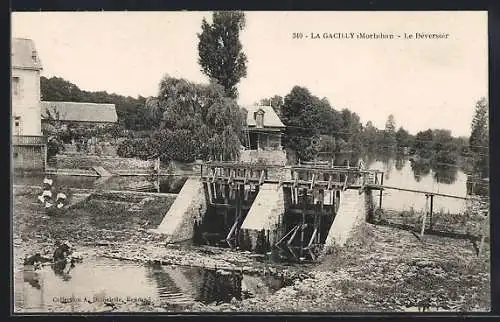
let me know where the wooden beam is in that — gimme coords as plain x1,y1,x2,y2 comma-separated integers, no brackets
478,211,489,257
373,185,467,200
306,228,318,249
276,224,299,246
287,208,332,216
429,194,434,230
379,173,384,207
310,173,316,190
420,195,429,238
244,170,249,185
287,224,300,246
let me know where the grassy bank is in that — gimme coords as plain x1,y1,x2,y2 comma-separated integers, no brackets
13,186,175,259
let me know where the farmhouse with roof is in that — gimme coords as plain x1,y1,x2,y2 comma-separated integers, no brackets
41,101,118,130
12,38,47,171
240,105,287,164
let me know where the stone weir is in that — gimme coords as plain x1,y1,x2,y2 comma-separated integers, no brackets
151,163,382,259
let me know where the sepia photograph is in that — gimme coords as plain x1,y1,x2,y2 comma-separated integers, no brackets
11,11,489,313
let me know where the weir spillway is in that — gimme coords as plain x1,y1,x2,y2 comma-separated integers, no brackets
154,162,384,261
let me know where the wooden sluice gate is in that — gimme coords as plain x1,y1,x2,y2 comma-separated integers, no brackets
197,162,384,260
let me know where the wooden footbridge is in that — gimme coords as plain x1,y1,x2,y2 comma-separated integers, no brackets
196,161,386,260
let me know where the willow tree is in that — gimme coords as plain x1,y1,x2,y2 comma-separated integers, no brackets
197,11,248,98
145,75,245,162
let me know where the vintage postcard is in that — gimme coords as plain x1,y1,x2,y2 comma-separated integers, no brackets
11,11,489,313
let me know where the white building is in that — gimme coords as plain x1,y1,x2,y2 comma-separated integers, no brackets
12,38,46,171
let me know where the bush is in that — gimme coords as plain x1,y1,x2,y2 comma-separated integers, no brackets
116,138,155,160
46,137,64,158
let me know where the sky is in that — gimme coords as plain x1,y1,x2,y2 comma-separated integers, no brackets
12,11,487,137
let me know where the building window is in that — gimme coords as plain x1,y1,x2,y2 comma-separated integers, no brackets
13,152,18,158
14,116,21,135
12,77,20,97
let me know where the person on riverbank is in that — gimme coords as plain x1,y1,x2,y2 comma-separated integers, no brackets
55,187,68,209
23,253,52,269
38,177,54,207
52,241,78,279
53,241,72,262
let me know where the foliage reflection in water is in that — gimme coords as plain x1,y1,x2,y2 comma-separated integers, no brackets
15,257,285,312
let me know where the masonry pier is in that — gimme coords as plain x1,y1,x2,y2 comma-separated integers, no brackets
154,178,207,243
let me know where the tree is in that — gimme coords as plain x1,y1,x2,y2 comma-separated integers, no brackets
117,75,246,163
259,95,284,118
383,114,397,148
41,106,67,157
281,86,317,161
197,11,248,98
40,76,147,130
361,121,379,151
470,97,489,152
469,97,489,177
432,129,457,165
340,108,363,155
413,129,434,159
395,127,412,147
280,86,361,161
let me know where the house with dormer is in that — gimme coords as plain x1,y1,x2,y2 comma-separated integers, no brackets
240,105,286,164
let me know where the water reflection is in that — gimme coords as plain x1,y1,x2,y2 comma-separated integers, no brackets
365,155,467,214
410,160,431,182
409,160,458,185
15,257,283,312
433,165,458,185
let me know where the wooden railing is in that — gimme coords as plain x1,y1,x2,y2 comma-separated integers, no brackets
12,135,46,146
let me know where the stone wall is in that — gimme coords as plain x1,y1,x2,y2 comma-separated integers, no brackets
239,149,287,165
52,154,154,171
13,145,46,171
63,143,118,156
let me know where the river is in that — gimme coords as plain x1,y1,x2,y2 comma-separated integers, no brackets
14,256,285,312
364,154,468,214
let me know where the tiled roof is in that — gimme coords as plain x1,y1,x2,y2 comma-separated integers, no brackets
41,101,118,123
241,105,285,128
12,38,43,70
